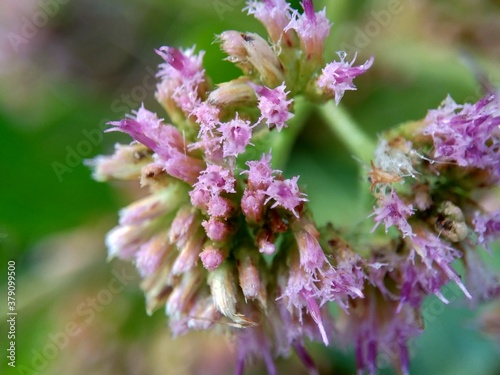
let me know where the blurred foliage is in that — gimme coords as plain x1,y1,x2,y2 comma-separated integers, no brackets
1,0,499,374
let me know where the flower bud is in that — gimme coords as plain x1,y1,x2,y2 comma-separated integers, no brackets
119,183,187,225
172,226,206,275
208,78,256,107
256,229,276,255
166,267,203,317
141,254,176,315
218,31,284,87
241,189,266,224
199,245,228,271
235,247,267,308
208,262,255,327
140,162,170,190
291,216,326,272
202,217,232,242
169,206,198,248
135,231,173,277
106,218,160,260
187,295,221,330
88,143,152,181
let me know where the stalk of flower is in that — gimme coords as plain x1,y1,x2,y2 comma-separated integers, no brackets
89,0,500,374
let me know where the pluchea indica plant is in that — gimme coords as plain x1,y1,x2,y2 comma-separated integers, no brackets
89,0,500,374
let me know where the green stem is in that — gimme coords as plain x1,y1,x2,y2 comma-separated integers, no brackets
318,101,376,164
272,96,314,169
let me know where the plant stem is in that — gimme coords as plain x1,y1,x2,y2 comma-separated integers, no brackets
272,96,314,169
318,101,375,164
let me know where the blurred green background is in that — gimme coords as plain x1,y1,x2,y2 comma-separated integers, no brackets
1,0,500,374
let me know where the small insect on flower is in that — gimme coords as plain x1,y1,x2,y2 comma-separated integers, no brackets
368,161,403,192
433,201,468,242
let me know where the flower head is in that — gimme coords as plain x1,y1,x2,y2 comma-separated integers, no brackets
370,190,414,238
265,176,307,217
156,46,206,114
252,82,294,131
424,93,500,179
219,116,254,157
317,52,374,104
245,0,294,44
473,210,500,250
285,0,331,60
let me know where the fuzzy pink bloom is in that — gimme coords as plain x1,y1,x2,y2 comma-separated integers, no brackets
398,232,472,310
243,153,277,189
107,105,204,183
202,217,231,242
156,46,205,112
245,0,293,44
424,94,500,179
190,165,236,220
191,102,220,137
253,83,294,131
206,195,233,218
219,116,254,157
192,164,236,195
279,263,329,345
317,52,374,105
199,246,225,271
285,0,331,59
241,189,267,223
473,210,500,249
370,190,414,238
265,176,307,217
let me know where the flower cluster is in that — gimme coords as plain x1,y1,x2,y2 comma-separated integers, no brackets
90,0,500,374
364,92,500,372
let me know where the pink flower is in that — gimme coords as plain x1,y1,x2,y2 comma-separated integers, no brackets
398,231,472,309
279,261,330,345
341,288,420,375
156,46,204,80
245,0,293,44
219,115,254,157
292,217,326,272
252,83,294,131
370,190,414,238
243,153,277,189
285,0,331,60
424,93,500,179
156,46,206,112
190,164,237,224
192,164,236,196
199,246,226,271
265,176,307,217
107,105,204,184
202,217,231,242
317,52,374,105
191,102,220,137
473,210,500,249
